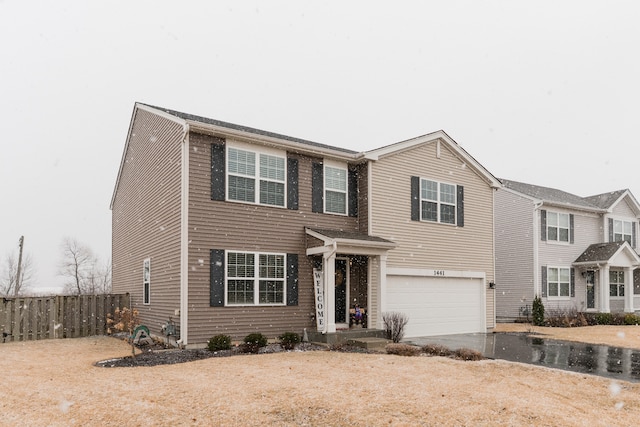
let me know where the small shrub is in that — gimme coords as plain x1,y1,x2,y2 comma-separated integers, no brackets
624,313,640,325
595,313,614,325
243,333,268,354
106,307,140,358
382,311,409,343
385,343,421,356
207,334,232,352
453,348,484,361
278,332,300,350
421,344,452,357
545,306,583,327
532,295,545,326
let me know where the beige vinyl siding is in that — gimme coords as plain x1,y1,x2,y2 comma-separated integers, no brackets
111,108,185,337
369,140,495,328
494,189,535,319
186,133,359,344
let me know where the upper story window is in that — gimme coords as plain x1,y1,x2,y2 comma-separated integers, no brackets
609,270,625,297
142,258,151,305
227,146,286,207
547,212,570,242
547,267,570,298
613,219,633,244
324,165,347,214
420,179,456,224
226,251,285,305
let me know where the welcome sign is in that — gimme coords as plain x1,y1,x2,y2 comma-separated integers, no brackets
313,269,325,331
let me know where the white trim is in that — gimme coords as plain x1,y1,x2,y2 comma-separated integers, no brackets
367,160,373,236
386,267,486,279
545,266,571,299
418,177,457,225
179,129,190,345
142,258,151,305
544,211,571,243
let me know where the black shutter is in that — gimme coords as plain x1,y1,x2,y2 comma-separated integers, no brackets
312,162,323,213
569,214,574,244
456,185,464,227
287,157,299,210
540,210,547,241
541,266,547,298
210,249,225,307
348,166,358,217
633,222,637,248
609,218,614,242
410,176,420,221
286,254,298,306
570,268,575,297
211,142,226,201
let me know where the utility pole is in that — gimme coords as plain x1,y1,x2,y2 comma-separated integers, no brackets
15,236,24,297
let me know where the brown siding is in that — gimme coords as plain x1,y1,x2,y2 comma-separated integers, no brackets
186,133,359,344
111,108,184,337
370,140,496,328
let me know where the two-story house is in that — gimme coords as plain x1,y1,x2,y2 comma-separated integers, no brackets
495,179,640,322
111,103,500,347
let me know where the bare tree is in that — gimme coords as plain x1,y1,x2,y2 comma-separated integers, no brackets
58,238,112,295
0,252,34,297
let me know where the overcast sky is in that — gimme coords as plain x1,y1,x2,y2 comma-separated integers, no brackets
1,1,639,292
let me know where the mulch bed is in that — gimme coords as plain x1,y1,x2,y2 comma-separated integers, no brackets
94,338,374,368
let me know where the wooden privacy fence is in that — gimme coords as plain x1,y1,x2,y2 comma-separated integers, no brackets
1,293,130,342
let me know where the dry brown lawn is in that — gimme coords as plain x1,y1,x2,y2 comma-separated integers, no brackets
2,325,640,426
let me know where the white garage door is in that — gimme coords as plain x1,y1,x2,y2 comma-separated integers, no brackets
386,275,485,337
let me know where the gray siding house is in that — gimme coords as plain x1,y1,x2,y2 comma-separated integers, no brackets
111,103,499,347
495,179,640,321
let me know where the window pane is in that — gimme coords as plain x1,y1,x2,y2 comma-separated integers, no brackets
559,282,570,297
325,167,346,191
624,221,632,234
548,282,558,297
559,228,569,242
228,148,255,176
228,280,254,304
614,220,622,234
259,181,285,206
610,270,618,283
259,280,284,304
440,183,456,204
259,154,285,181
421,201,437,222
548,227,558,241
558,214,569,228
326,190,346,214
548,268,558,282
620,285,625,297
440,204,456,224
610,284,618,297
559,269,570,282
422,180,437,201
228,175,255,202
547,212,558,227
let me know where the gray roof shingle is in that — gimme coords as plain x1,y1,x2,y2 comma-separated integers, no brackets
306,228,395,245
574,242,626,263
500,179,600,210
583,190,628,210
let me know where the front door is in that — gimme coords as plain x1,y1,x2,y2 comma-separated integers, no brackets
586,270,595,310
335,258,348,326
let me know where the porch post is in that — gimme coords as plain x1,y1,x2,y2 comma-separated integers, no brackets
324,250,336,333
624,267,634,313
600,265,611,313
375,254,388,329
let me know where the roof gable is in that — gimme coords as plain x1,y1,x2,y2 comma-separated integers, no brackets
364,130,501,188
585,189,640,216
574,241,640,266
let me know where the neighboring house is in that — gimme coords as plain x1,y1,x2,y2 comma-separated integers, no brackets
495,179,640,322
111,103,500,347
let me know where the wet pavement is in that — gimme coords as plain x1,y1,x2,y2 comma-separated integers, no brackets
407,333,640,383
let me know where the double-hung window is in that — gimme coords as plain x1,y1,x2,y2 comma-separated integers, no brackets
547,267,570,298
226,251,285,305
324,165,347,215
610,270,625,297
227,146,285,207
547,212,570,242
420,179,456,224
143,258,151,305
613,220,633,244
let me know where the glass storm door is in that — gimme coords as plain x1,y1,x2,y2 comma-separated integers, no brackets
335,258,348,325
586,270,595,309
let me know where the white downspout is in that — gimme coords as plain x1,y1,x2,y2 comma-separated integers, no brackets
179,126,190,346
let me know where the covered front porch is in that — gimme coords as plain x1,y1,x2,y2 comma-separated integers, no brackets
305,227,396,338
573,241,640,313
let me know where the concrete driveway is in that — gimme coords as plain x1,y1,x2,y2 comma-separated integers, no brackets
406,332,640,383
